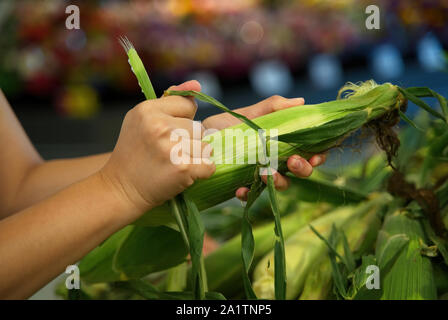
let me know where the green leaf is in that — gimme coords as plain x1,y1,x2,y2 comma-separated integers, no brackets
351,255,382,300
113,226,188,279
184,194,208,300
398,110,423,131
266,170,287,300
165,90,262,132
170,196,190,250
340,231,356,273
309,224,345,263
398,87,446,123
288,176,366,205
79,226,133,283
119,37,157,100
165,262,188,292
375,233,409,271
116,280,226,300
241,173,265,299
326,225,349,299
405,87,448,119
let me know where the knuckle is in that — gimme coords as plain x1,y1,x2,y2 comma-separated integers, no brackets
144,118,171,138
133,101,151,117
176,162,190,174
268,95,285,104
159,141,174,158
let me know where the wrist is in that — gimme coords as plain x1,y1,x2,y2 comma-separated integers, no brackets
94,170,151,224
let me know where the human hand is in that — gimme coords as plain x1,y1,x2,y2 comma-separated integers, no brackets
100,80,215,214
203,95,327,201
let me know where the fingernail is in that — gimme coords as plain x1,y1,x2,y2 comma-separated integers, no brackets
293,157,302,171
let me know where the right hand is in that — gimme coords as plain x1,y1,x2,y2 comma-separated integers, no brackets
100,80,215,214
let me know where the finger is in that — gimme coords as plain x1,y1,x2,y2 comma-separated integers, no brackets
170,118,205,140
235,96,305,119
287,155,313,178
260,169,290,191
309,153,327,167
172,139,212,163
167,80,201,92
236,187,250,201
156,95,198,119
203,96,305,130
189,161,216,180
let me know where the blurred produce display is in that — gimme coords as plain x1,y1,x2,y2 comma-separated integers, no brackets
1,0,447,117
57,108,448,300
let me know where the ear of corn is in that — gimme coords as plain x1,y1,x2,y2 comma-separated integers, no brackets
299,194,383,300
136,82,406,227
375,206,437,300
201,203,327,297
298,255,333,300
252,194,389,299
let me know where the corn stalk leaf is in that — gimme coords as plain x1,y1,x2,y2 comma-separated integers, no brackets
341,230,356,273
79,226,133,283
309,224,345,264
115,280,225,300
170,197,190,250
398,110,423,131
266,170,287,300
113,226,188,278
326,225,349,299
350,255,382,300
398,87,447,123
405,87,448,120
165,90,262,132
309,224,360,299
183,194,208,300
120,38,208,299
119,36,157,100
241,173,265,299
288,175,367,205
421,218,448,266
375,233,409,271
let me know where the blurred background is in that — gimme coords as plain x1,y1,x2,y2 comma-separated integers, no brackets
0,0,447,299
0,0,447,160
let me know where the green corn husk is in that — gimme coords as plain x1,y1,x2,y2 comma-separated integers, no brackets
298,255,333,300
375,206,437,300
252,193,390,299
202,203,328,298
136,81,406,226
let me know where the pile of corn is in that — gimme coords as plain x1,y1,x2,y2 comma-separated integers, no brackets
67,41,448,301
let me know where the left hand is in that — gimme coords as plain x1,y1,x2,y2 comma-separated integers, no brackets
168,80,327,201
